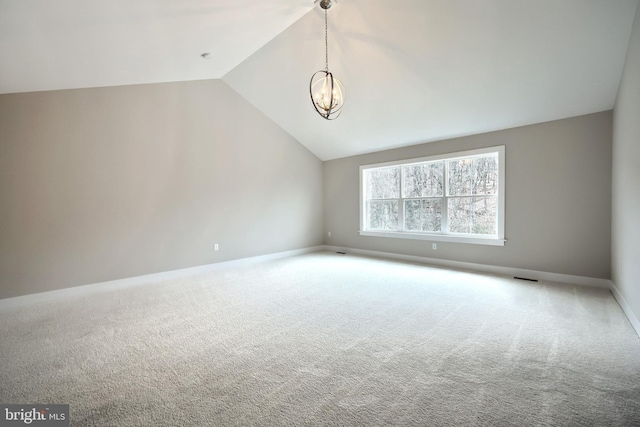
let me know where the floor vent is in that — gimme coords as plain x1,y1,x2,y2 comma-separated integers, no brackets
514,276,538,282
336,251,346,255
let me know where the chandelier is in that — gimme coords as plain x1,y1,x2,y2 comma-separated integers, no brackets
309,0,345,120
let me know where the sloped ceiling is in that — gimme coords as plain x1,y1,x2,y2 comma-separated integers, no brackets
1,0,638,160
224,0,639,160
0,0,313,92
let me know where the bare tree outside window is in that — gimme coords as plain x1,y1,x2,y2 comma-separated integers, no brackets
403,162,443,231
368,200,399,230
405,199,442,231
366,167,400,230
447,156,498,235
368,167,399,199
403,162,443,198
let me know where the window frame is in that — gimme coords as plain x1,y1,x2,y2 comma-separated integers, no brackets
359,146,506,246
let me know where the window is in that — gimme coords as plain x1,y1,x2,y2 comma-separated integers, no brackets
360,146,505,246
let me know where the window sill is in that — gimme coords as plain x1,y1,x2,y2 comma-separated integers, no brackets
359,230,506,246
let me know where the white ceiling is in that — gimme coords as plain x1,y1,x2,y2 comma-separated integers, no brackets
0,0,313,92
1,0,638,160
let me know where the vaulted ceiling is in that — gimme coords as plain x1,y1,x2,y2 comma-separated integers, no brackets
1,0,638,160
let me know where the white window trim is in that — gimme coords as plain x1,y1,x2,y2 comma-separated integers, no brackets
359,146,506,246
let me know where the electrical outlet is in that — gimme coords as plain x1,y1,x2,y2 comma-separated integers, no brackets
328,231,331,237
432,243,437,250
214,243,219,251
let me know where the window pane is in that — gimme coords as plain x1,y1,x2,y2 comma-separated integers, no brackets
403,162,443,198
472,156,498,195
448,197,497,235
367,200,399,230
448,155,498,196
405,199,442,232
367,167,400,199
448,158,473,195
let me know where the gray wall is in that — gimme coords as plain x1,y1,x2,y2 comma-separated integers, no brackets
0,80,323,299
324,112,612,279
613,4,640,323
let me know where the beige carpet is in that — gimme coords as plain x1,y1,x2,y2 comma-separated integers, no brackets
1,252,639,426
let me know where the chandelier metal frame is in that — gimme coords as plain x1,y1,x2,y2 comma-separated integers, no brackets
309,0,345,120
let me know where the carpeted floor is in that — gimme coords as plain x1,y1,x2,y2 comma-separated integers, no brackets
1,252,639,426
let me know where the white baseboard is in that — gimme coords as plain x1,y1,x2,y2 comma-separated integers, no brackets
0,246,326,310
323,245,611,288
610,281,640,338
